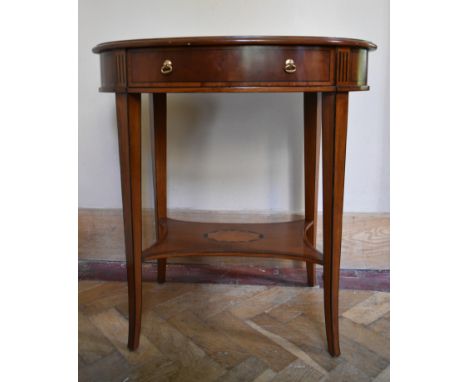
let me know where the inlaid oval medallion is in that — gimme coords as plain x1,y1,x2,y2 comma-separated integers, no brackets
204,229,263,243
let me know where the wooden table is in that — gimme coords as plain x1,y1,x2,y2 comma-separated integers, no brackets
93,36,376,357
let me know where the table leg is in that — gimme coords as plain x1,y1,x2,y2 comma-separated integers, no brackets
151,93,168,283
116,93,142,351
321,92,349,357
304,92,321,286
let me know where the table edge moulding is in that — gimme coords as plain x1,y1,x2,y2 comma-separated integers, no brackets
92,35,377,357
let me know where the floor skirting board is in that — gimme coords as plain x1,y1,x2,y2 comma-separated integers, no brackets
78,260,390,292
79,209,390,270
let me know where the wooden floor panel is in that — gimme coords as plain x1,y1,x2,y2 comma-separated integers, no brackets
79,281,390,382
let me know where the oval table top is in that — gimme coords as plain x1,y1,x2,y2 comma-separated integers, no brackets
93,36,377,53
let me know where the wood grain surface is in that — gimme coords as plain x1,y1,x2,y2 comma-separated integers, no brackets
79,281,389,381
92,36,377,53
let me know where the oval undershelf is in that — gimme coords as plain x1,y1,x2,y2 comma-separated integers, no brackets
142,218,323,264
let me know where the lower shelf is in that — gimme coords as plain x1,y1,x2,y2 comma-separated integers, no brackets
142,218,323,264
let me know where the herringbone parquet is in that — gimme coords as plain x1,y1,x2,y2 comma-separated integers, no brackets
79,281,389,382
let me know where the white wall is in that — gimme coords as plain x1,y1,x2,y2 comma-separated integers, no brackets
79,0,389,213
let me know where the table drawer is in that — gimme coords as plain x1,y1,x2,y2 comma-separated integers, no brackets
127,46,334,87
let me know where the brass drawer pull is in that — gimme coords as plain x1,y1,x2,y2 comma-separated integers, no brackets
284,58,296,73
161,59,173,74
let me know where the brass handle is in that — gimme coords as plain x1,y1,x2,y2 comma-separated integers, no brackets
161,59,173,74
284,58,296,73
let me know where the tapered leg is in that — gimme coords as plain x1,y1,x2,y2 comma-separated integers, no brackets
150,93,168,284
321,92,349,357
115,93,142,351
304,92,321,286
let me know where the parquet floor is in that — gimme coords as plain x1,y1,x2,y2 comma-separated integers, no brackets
79,281,389,382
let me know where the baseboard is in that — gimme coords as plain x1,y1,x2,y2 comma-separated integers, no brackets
79,208,390,270
78,260,389,291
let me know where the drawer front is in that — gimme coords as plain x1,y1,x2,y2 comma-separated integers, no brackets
127,46,334,87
